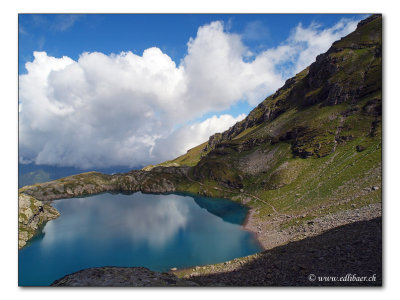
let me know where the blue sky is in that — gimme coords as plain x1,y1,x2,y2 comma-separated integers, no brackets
18,14,365,169
19,14,363,74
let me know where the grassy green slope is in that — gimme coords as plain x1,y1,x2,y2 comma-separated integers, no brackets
143,142,209,170
171,14,382,228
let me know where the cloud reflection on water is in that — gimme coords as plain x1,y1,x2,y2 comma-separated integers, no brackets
42,193,189,250
121,196,189,248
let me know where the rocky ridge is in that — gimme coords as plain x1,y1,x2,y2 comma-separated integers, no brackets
203,14,382,157
51,267,198,287
18,167,190,248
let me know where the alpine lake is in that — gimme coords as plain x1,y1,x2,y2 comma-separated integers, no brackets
19,192,262,286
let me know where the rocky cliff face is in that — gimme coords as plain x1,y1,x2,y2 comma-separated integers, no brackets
202,14,381,158
19,167,190,202
18,193,60,248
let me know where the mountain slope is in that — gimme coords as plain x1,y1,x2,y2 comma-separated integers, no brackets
160,14,381,169
159,14,383,245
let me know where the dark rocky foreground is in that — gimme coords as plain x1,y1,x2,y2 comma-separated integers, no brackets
52,217,382,286
51,267,199,287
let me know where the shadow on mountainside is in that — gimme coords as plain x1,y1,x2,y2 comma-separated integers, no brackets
187,217,382,286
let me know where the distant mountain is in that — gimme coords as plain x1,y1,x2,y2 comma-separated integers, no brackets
18,163,136,188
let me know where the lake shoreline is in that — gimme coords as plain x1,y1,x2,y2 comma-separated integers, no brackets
242,202,382,251
241,208,266,251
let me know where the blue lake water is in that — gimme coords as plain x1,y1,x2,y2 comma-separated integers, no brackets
19,192,262,286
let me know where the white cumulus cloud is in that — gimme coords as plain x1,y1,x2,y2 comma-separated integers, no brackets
152,114,246,160
19,18,361,169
